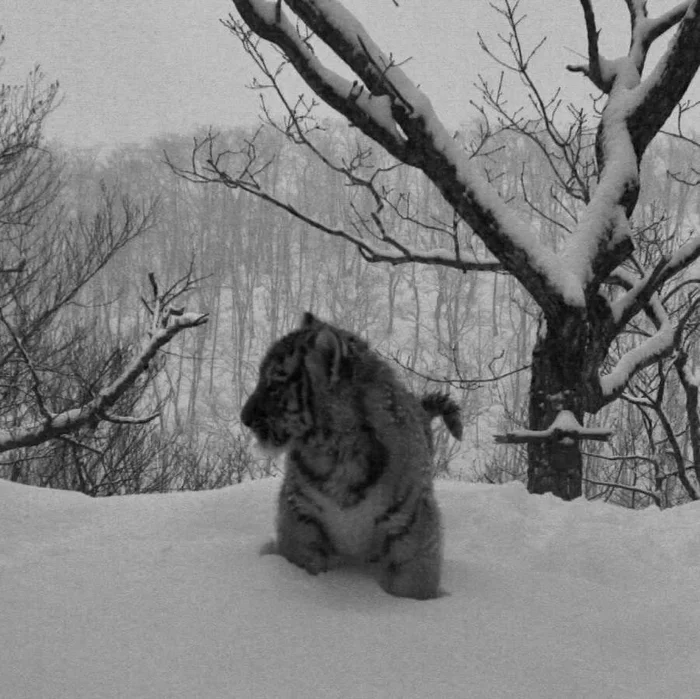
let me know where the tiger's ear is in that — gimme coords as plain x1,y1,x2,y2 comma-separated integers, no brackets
300,311,322,329
307,325,346,386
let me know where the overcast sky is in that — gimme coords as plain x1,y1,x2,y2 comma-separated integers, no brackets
1,1,691,149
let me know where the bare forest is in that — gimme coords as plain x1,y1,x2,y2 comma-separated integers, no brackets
3,2,700,509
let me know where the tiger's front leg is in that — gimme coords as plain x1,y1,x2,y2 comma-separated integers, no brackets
277,499,339,576
376,493,443,600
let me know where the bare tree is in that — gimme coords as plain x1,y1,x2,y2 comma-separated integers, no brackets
0,43,208,470
1,266,208,454
173,0,700,500
584,277,700,509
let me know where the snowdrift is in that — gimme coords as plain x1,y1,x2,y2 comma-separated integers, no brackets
2,477,700,698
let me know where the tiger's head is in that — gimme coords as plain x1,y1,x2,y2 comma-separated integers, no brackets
240,312,367,450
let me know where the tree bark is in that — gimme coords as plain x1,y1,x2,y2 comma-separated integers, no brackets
527,326,585,500
526,299,613,499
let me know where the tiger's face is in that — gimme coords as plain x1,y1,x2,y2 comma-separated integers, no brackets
240,312,366,451
240,329,314,450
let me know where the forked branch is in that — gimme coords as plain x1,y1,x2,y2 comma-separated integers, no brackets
230,0,585,316
0,275,208,453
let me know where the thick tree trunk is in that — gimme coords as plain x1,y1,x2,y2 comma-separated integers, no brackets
526,308,607,500
527,330,584,500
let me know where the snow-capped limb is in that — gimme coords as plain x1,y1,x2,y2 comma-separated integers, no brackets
599,317,675,402
561,1,699,291
608,262,665,327
566,0,694,94
0,310,208,453
564,0,700,255
595,271,676,403
626,0,700,156
663,234,700,283
626,1,692,77
608,266,670,325
231,0,585,315
609,234,700,330
560,120,637,288
555,0,700,354
229,1,409,159
566,0,700,152
634,2,693,47
494,410,613,444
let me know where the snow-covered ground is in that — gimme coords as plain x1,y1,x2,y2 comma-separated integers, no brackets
3,477,700,698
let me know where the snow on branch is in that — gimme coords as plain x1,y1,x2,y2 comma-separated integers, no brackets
567,0,693,93
565,0,700,152
230,0,585,314
610,234,700,329
640,2,693,45
561,1,699,291
560,152,637,289
599,318,674,402
495,410,613,444
0,278,208,454
228,1,409,159
626,1,700,156
591,262,683,405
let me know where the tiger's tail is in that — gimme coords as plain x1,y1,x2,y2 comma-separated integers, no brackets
421,392,463,440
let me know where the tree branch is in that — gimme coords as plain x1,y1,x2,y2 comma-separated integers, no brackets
0,292,208,453
171,132,503,273
610,234,700,330
644,2,692,45
495,409,613,443
230,0,584,316
627,1,700,159
565,0,608,92
599,318,674,403
582,476,661,507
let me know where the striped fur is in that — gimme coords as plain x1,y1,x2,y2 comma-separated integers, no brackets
241,312,462,600
421,392,464,455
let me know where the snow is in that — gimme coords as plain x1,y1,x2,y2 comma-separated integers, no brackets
600,318,674,397
561,72,639,289
378,66,586,306
609,267,654,325
498,410,613,443
597,56,641,90
254,0,407,146
3,477,700,698
664,234,700,277
648,1,695,32
262,0,587,306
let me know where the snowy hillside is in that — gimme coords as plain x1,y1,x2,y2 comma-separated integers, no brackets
2,477,700,698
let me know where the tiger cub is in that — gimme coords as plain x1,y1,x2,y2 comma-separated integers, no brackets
241,312,462,600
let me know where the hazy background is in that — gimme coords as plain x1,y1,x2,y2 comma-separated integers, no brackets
2,2,699,504
2,0,681,149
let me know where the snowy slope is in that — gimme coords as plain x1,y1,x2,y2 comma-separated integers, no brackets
2,477,700,699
